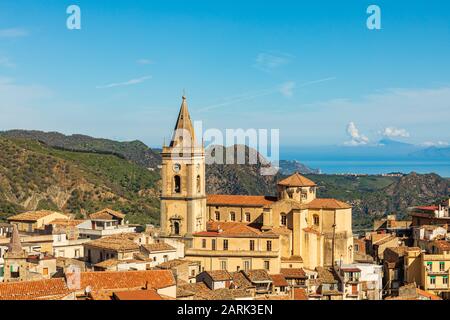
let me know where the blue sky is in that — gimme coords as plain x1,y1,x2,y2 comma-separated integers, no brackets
0,0,449,148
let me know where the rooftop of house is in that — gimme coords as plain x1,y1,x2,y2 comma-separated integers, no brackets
432,240,450,251
48,219,85,227
339,267,361,273
7,210,68,222
203,270,233,282
89,208,125,220
72,270,176,292
141,242,176,253
177,282,210,298
156,258,200,269
194,221,278,238
0,278,72,300
84,233,140,252
373,234,398,246
280,268,307,279
269,274,289,287
277,172,316,187
293,288,308,300
230,271,255,289
243,269,272,283
315,267,339,284
206,194,278,207
304,198,351,210
193,287,252,300
386,284,442,300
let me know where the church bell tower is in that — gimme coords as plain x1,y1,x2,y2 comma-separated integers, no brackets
160,96,206,247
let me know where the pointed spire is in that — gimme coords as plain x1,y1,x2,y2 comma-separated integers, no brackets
170,95,196,147
7,224,23,254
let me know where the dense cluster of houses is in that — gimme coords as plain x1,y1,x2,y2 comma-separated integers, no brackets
0,197,447,300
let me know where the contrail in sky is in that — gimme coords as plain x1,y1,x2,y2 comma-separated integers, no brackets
197,77,336,112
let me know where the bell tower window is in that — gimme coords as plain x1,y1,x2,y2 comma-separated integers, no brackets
174,175,181,193
197,175,201,193
173,221,180,235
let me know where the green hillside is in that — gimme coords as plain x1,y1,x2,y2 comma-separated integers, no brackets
0,138,160,225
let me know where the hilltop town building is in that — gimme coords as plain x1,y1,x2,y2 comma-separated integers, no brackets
159,97,354,273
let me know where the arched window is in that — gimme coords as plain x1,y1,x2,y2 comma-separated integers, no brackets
230,212,236,222
245,213,251,222
196,175,201,193
215,211,220,221
280,213,287,226
313,214,320,226
174,175,181,193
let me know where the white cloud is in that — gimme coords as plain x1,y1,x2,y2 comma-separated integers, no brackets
0,28,28,38
421,141,449,147
279,81,295,97
382,127,410,138
96,75,152,89
344,122,369,146
254,52,293,72
136,59,153,65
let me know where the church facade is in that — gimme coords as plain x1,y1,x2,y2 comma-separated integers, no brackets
160,97,354,273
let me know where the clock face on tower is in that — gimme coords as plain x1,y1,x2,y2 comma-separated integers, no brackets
173,163,181,173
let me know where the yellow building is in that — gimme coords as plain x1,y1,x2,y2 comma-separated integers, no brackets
7,210,69,233
160,96,354,273
405,241,450,299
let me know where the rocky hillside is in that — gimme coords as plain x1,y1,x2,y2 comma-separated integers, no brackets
0,138,160,225
205,145,280,195
309,173,450,230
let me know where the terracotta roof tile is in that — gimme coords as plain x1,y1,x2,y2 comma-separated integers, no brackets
315,267,339,284
433,240,450,251
48,219,85,227
142,242,176,252
230,272,254,289
277,172,316,187
205,270,233,281
306,198,351,209
293,288,308,300
89,208,125,220
156,259,195,269
195,221,277,238
84,233,140,251
280,268,307,279
7,210,68,222
207,194,277,207
270,274,289,287
75,270,176,291
0,278,71,300
244,270,272,282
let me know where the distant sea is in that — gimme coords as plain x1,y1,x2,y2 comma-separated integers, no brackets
299,160,450,178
